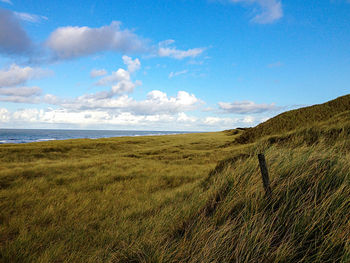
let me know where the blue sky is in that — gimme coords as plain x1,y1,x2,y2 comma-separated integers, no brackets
0,0,349,131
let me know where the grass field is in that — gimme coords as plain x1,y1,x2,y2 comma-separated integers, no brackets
1,95,350,262
0,131,248,262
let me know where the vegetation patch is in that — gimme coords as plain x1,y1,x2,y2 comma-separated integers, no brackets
1,95,350,262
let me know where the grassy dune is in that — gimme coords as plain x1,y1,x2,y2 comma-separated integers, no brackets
236,94,350,143
161,124,350,262
1,95,350,262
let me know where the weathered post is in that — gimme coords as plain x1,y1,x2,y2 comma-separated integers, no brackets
258,153,272,197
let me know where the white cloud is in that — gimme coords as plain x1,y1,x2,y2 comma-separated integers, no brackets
1,12,204,61
202,116,243,127
202,115,258,128
203,116,230,125
55,90,200,115
0,107,195,129
0,8,33,55
12,108,41,122
95,68,139,94
169,70,188,79
131,90,200,115
122,55,140,73
32,55,198,116
0,103,268,130
95,56,141,94
112,79,141,94
46,21,147,59
14,12,48,23
90,69,107,78
177,112,197,123
158,40,205,59
218,100,277,114
1,10,205,62
0,107,241,131
242,115,255,123
1,57,202,125
96,69,130,86
0,64,51,87
229,0,283,24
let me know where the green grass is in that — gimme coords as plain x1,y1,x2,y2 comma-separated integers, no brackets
1,95,350,262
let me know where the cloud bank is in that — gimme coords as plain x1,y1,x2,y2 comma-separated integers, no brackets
0,9,206,62
0,107,258,131
0,64,51,103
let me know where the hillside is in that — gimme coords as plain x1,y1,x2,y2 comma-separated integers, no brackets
157,113,350,262
1,95,350,262
236,94,350,144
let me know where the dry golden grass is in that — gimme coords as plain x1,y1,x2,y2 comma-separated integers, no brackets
0,132,246,262
1,95,350,262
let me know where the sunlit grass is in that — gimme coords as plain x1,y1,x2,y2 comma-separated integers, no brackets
160,142,350,262
1,99,350,262
0,132,244,262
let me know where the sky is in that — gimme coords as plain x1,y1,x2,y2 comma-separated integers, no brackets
0,0,349,131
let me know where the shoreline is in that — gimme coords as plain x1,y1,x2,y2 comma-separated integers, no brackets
0,129,204,145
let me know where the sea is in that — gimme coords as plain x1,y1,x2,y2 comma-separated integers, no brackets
0,129,195,144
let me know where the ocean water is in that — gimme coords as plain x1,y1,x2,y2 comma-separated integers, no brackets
0,129,194,144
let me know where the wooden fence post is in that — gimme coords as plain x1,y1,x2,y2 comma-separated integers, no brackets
258,154,272,197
